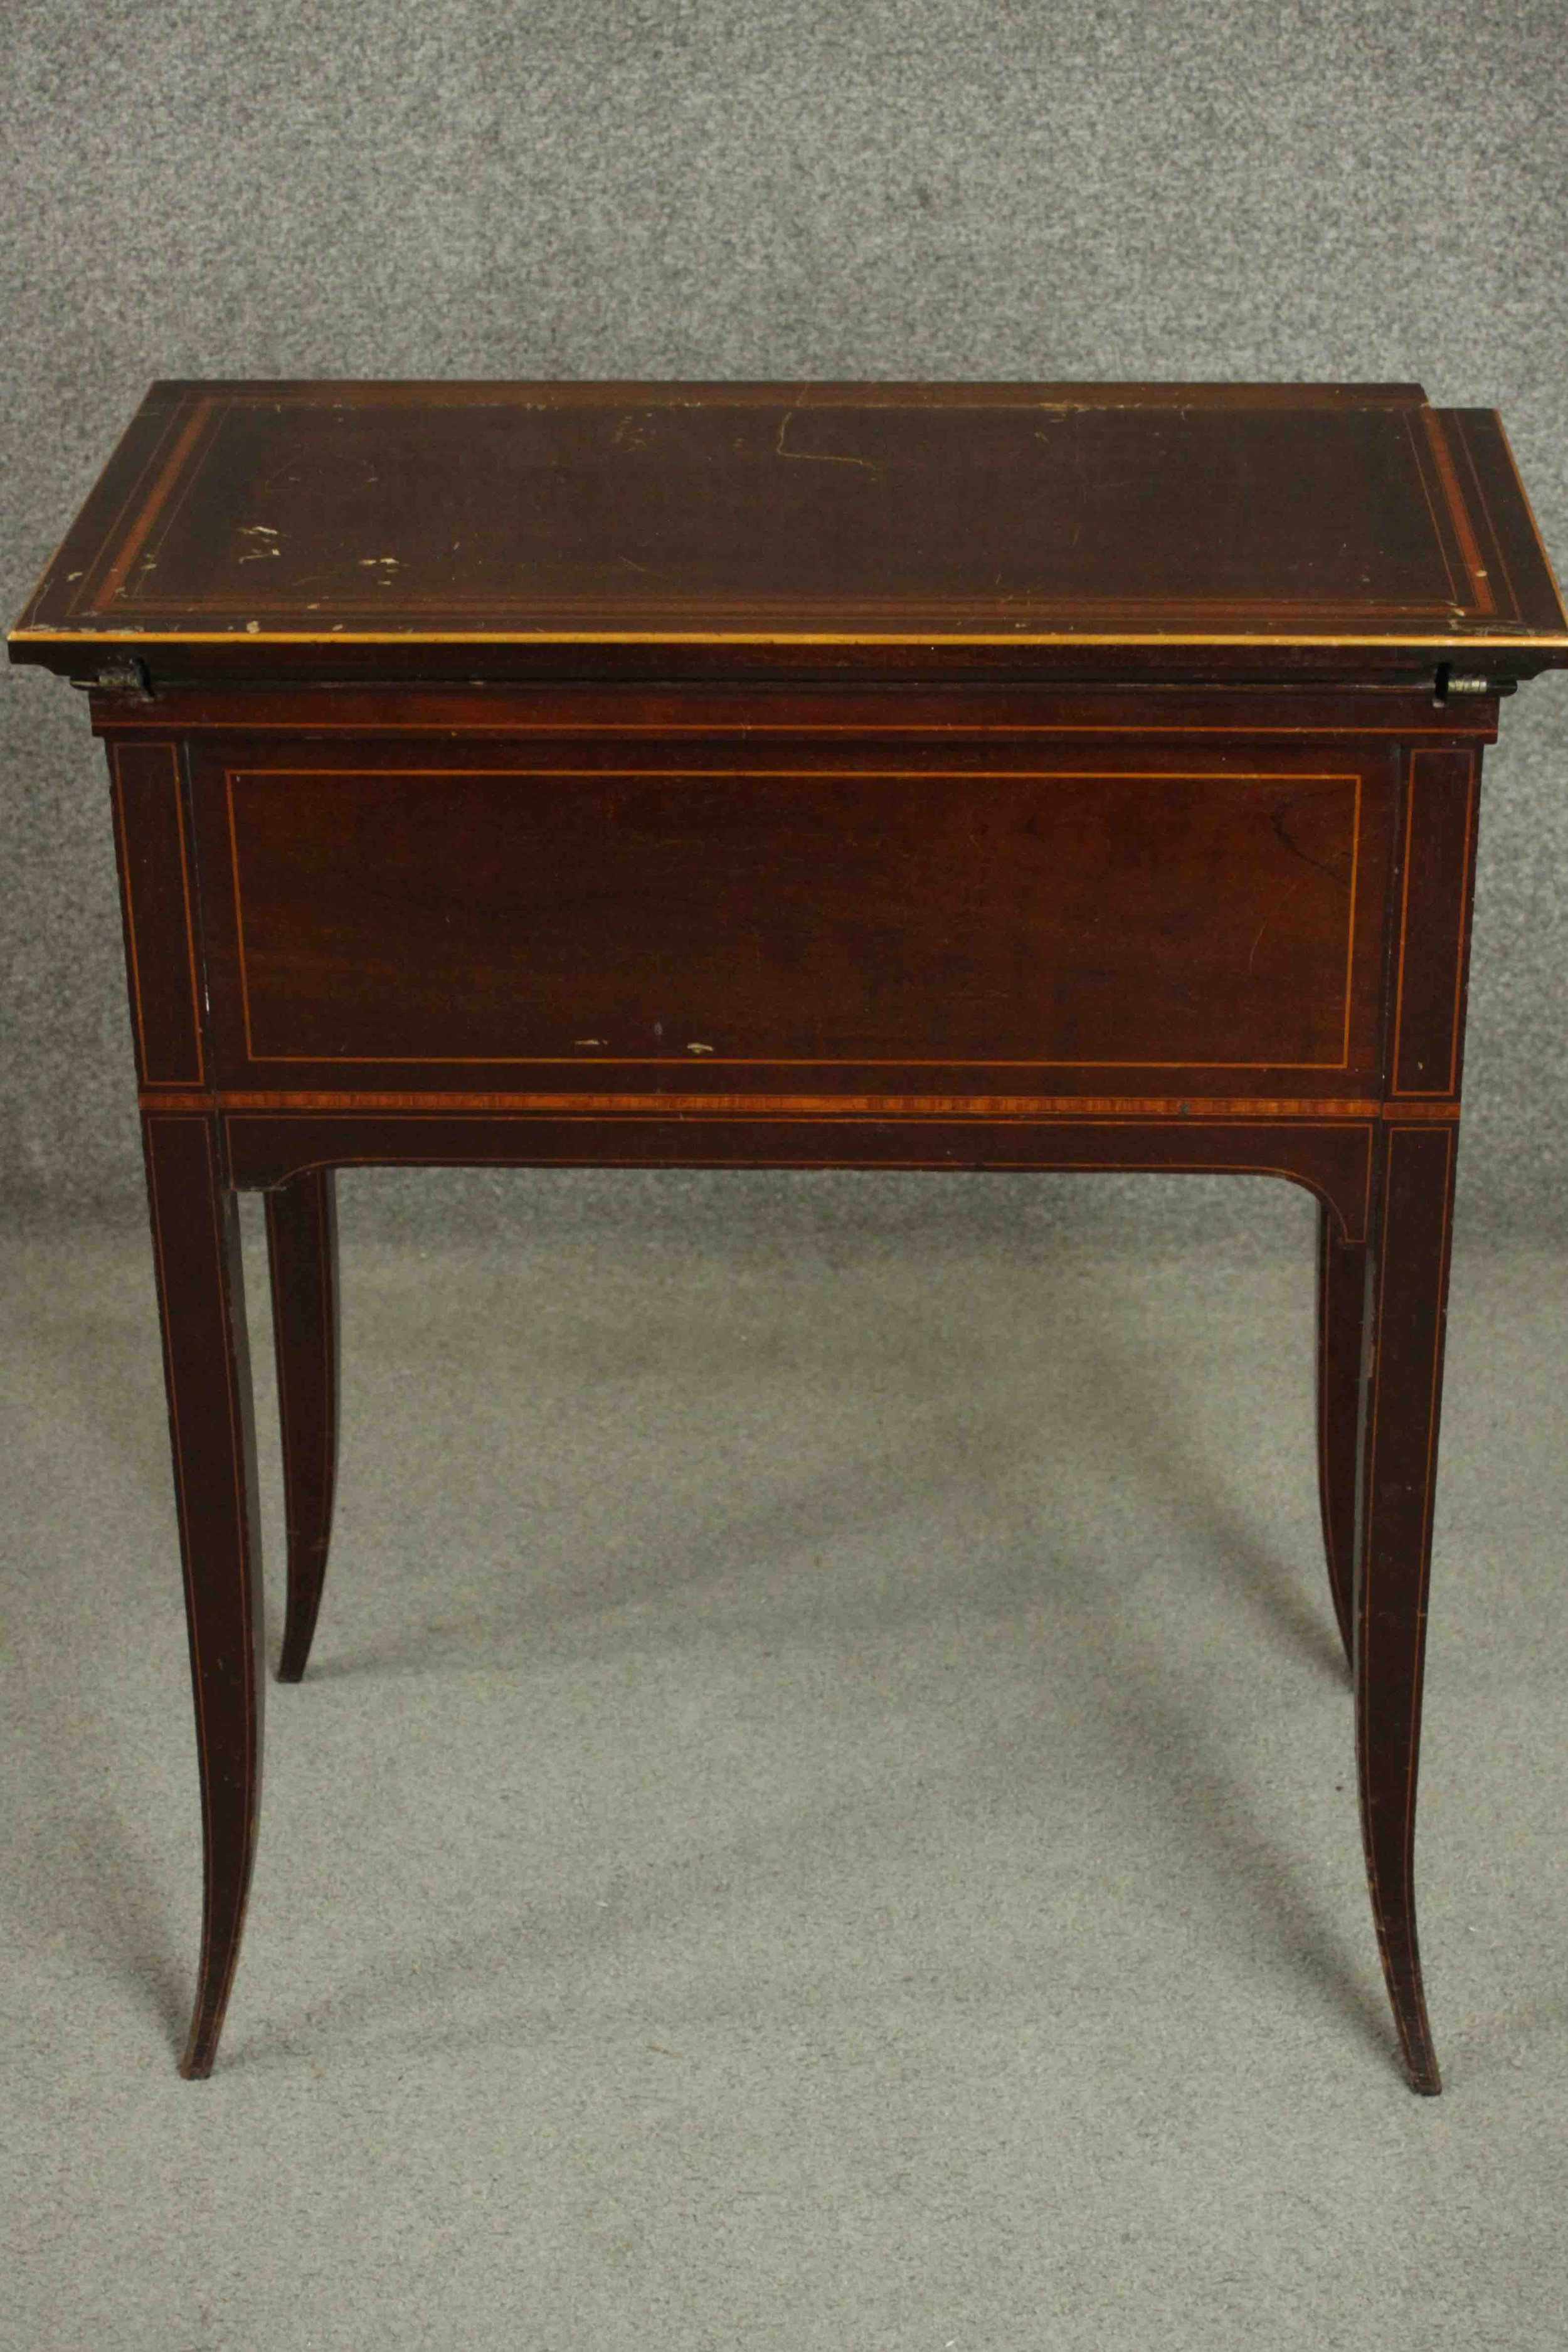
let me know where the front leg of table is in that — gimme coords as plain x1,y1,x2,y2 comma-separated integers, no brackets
141,1113,266,2081
264,1169,341,1685
1355,1119,1459,2096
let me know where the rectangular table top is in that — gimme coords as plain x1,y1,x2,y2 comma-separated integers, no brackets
10,379,1567,684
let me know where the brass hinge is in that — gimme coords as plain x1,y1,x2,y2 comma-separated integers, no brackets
1433,662,1491,706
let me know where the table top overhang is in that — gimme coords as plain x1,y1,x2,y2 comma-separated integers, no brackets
11,379,1567,684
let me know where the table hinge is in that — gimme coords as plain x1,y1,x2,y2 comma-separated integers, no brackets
75,655,153,697
1432,662,1491,706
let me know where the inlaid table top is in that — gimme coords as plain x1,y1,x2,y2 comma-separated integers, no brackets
12,379,1567,677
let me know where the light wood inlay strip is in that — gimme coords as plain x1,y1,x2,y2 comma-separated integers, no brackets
188,1089,1384,1119
16,627,1568,649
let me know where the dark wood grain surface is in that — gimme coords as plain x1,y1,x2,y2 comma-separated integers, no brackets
187,741,1390,1096
11,381,1567,682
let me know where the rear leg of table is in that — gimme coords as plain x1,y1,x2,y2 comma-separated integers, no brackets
265,1170,341,1683
1316,1202,1365,1669
142,1114,266,2079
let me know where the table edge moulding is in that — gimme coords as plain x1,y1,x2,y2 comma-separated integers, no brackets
11,379,1568,2089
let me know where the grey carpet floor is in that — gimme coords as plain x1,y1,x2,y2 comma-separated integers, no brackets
4,1177,1565,2349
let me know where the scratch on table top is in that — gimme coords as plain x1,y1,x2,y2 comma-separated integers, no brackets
775,410,881,475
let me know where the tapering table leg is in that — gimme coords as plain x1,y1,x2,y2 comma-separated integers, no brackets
1316,1202,1366,1668
1355,1120,1458,2095
142,1114,265,2079
265,1170,341,1683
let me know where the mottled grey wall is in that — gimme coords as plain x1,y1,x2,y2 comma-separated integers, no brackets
4,0,1564,1236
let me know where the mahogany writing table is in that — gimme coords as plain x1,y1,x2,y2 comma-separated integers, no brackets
11,380,1568,2087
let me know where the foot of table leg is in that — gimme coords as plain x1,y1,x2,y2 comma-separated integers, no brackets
1316,1203,1365,1670
1355,1122,1458,2095
265,1171,341,1684
143,1115,265,2078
